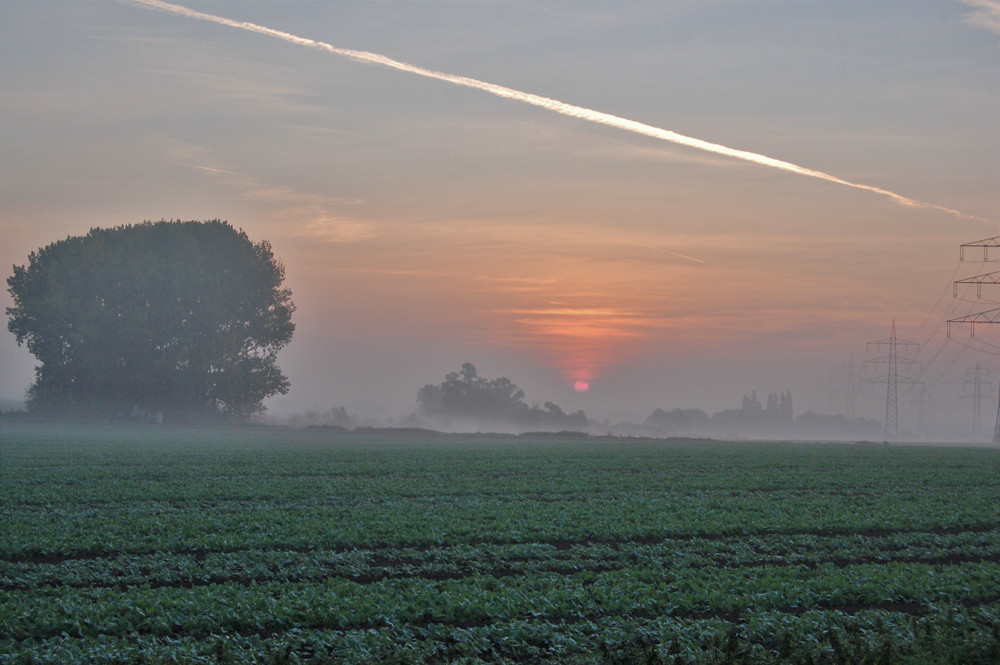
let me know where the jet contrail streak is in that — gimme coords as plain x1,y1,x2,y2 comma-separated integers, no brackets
665,251,705,264
131,0,980,221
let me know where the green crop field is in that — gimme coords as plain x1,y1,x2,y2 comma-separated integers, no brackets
1,421,998,664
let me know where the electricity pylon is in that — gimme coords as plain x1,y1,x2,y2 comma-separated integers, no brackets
866,321,920,439
948,236,1000,443
961,363,993,441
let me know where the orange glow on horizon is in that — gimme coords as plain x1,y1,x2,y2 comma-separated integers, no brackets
497,303,658,387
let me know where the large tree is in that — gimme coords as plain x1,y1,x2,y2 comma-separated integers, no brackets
6,220,295,420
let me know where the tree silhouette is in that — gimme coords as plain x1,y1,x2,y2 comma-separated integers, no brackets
6,220,295,420
418,363,586,429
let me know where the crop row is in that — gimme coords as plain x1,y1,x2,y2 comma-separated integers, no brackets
4,561,999,641
3,529,998,592
3,601,999,664
4,487,997,560
6,475,997,518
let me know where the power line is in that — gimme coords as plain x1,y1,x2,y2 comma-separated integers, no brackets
961,363,993,441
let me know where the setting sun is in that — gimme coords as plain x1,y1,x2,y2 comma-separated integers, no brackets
574,380,590,393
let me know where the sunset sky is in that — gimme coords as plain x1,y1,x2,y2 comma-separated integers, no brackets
2,1,999,435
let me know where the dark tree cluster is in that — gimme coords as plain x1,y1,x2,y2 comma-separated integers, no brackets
644,389,882,440
6,220,295,421
644,407,711,435
711,389,793,432
418,363,587,430
650,389,794,436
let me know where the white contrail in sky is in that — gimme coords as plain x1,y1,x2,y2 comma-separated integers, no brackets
130,0,979,220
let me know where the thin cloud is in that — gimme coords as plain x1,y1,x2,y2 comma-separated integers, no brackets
164,142,374,242
502,307,639,317
172,162,240,176
293,214,375,244
122,33,327,117
473,275,558,295
325,266,452,278
959,0,1000,35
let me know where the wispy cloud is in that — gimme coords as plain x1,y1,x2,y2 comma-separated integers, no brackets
164,142,373,242
960,0,1000,35
325,266,452,278
484,301,722,381
292,213,375,244
117,31,329,117
129,0,984,222
472,275,558,295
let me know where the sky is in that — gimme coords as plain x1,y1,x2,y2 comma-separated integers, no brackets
1,1,999,437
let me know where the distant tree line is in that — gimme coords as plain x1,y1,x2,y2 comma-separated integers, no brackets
646,390,791,435
413,368,879,439
269,378,880,440
644,389,882,440
712,389,793,431
418,363,587,430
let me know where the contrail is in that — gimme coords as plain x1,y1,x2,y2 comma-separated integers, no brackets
665,251,705,264
131,0,981,221
172,162,240,176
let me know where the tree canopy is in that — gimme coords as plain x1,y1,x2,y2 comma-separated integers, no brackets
417,363,587,430
6,220,295,420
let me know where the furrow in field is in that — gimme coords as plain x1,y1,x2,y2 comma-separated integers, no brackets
7,592,997,644
2,523,996,563
3,552,999,592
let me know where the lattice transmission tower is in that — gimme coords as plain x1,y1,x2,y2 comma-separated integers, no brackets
947,236,1000,443
866,321,920,439
961,363,993,441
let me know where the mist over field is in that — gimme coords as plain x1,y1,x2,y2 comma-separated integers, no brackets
2,1,999,442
